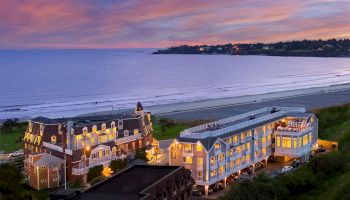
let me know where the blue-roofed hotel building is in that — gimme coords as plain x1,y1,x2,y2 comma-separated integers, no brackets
169,107,318,196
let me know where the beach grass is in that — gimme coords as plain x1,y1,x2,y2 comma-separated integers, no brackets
0,127,25,153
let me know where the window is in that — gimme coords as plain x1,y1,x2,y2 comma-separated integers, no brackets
303,135,308,146
215,143,220,150
197,157,203,166
262,147,266,155
109,133,114,140
282,137,291,148
98,136,103,143
198,171,202,177
226,138,232,144
83,127,88,134
91,138,95,144
196,144,203,152
171,151,176,159
233,136,238,143
218,166,225,175
262,137,266,144
124,130,129,137
184,144,192,153
299,137,302,147
293,138,297,148
40,125,44,136
276,136,281,147
92,125,97,133
99,151,103,157
218,153,224,163
111,122,116,130
51,135,57,144
182,156,192,164
236,157,241,165
211,169,217,177
246,142,250,149
134,129,139,135
309,133,312,144
102,123,106,131
210,156,216,165
230,161,234,168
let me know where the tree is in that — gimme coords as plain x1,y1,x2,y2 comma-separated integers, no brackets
135,149,148,162
87,165,103,182
0,164,32,200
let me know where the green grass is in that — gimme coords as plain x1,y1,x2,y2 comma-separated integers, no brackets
0,127,25,153
153,124,190,140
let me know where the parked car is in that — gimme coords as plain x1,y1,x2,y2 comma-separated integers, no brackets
316,147,326,153
213,182,224,192
8,150,23,158
292,160,301,168
192,189,202,197
280,166,293,174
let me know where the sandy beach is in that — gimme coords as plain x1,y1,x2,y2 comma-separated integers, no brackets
79,83,350,122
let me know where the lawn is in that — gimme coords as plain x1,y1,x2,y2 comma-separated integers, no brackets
0,128,24,153
153,123,190,140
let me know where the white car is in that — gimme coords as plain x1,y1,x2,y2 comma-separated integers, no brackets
280,166,293,174
7,150,23,158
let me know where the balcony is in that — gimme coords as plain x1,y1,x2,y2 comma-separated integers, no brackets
275,126,313,137
115,134,142,145
275,145,311,157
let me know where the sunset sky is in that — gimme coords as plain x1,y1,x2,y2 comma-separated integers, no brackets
1,0,350,49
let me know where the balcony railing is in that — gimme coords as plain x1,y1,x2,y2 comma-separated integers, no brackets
275,145,311,156
115,134,142,144
275,127,313,137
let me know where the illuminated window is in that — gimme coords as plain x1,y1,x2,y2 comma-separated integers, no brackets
246,154,250,162
230,161,234,168
218,153,224,163
182,156,192,164
198,171,202,178
282,137,291,148
215,143,220,150
236,146,241,153
233,136,238,143
211,170,217,177
98,136,103,143
197,157,203,166
40,125,44,136
83,127,88,134
303,135,308,146
268,135,271,142
99,151,103,157
177,144,182,149
171,151,176,159
92,125,97,133
91,138,95,144
184,144,192,153
226,138,232,144
196,144,203,152
276,136,281,147
111,122,115,130
210,156,216,165
294,138,297,148
262,147,266,155
246,142,250,149
51,135,57,144
218,166,225,175
102,123,106,131
309,134,312,144
262,137,266,144
134,129,139,135
109,133,114,140
229,149,234,156
236,157,241,165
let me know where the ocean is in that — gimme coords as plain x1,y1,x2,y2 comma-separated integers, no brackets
1,49,350,120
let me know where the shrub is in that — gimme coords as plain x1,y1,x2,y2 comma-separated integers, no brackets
87,165,103,182
309,151,347,175
110,159,127,173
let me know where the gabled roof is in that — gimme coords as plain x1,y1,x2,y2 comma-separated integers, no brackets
34,153,64,167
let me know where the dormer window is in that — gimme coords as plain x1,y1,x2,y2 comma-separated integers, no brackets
111,121,116,130
118,120,123,129
92,125,97,133
39,125,44,136
133,129,139,135
215,143,220,150
28,122,33,133
124,130,129,137
51,135,57,144
102,123,106,131
83,127,88,134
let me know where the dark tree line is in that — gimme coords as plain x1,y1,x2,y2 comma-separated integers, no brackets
153,39,350,57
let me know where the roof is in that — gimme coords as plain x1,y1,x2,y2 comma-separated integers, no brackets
34,153,64,167
81,165,181,200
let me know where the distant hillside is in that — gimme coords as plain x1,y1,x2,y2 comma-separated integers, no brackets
153,39,350,57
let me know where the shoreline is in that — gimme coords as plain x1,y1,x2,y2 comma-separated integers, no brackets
79,82,350,121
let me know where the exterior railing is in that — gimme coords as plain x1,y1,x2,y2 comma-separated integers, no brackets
179,107,306,139
115,134,141,144
275,127,313,136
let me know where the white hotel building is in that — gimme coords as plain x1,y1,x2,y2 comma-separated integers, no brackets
169,107,318,196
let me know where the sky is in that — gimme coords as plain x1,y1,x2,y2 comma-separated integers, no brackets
0,0,350,49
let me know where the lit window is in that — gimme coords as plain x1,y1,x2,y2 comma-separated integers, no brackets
196,144,203,152
198,171,202,177
197,157,203,166
233,136,238,143
171,151,176,159
294,138,297,148
83,127,88,134
309,134,312,144
134,129,139,135
219,166,225,175
91,138,95,144
51,135,57,144
246,154,250,162
276,136,281,147
102,123,106,131
215,143,220,150
182,156,192,164
109,134,114,140
210,156,216,165
184,144,192,153
262,147,266,155
282,137,291,148
303,135,308,146
226,138,232,144
230,161,234,168
211,170,217,177
99,151,103,157
218,153,224,163
92,125,97,133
